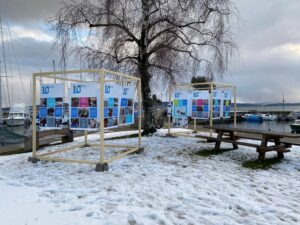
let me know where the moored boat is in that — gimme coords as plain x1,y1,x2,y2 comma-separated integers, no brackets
242,114,263,123
290,120,300,133
261,114,278,121
5,103,31,126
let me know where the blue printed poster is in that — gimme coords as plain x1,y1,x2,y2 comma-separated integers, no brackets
69,83,99,130
191,91,210,119
172,91,188,118
118,85,135,125
39,84,64,129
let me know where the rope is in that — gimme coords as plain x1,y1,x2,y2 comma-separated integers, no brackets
0,12,11,107
5,14,27,99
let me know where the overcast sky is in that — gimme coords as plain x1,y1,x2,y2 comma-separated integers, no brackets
1,0,300,106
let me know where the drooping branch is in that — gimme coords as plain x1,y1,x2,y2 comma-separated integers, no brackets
49,0,238,134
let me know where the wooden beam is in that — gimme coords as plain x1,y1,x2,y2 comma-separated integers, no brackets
102,69,140,80
37,144,83,156
36,156,97,165
105,147,139,164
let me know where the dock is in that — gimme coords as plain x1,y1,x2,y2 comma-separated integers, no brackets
0,128,74,156
0,125,138,156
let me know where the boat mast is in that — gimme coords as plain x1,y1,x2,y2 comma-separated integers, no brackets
282,93,285,118
0,12,10,108
0,60,2,124
0,60,3,145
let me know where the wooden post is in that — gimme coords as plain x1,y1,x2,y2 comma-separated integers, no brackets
84,130,88,146
274,137,284,159
138,79,142,148
214,130,223,150
32,74,37,158
193,118,197,133
99,69,105,165
209,82,214,137
230,131,238,149
167,85,172,136
234,86,237,128
258,135,268,162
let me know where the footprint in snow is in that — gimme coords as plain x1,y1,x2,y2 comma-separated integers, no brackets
128,214,137,225
68,205,83,211
86,211,95,217
147,214,166,225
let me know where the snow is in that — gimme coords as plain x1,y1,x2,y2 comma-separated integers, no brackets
0,128,300,225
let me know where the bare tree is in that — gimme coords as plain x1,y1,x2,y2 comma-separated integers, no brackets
49,0,237,134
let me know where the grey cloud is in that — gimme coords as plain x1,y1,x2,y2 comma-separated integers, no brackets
0,0,62,25
0,36,77,106
1,0,300,104
221,0,300,103
2,37,61,77
234,0,300,49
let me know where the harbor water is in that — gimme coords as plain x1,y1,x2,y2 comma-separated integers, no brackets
237,104,300,112
228,121,293,133
4,125,32,137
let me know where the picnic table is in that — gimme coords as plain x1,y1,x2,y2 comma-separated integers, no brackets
197,126,300,161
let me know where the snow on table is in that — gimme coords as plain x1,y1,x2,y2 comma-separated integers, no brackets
0,129,300,225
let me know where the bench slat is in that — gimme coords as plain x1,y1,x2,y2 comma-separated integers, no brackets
204,125,300,138
196,135,260,148
257,144,291,152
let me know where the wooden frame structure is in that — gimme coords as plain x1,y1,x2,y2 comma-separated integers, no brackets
167,82,237,137
29,69,143,172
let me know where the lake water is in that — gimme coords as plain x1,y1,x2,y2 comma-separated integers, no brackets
237,105,300,112
228,121,293,133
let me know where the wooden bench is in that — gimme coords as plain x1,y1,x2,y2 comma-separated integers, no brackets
198,126,300,162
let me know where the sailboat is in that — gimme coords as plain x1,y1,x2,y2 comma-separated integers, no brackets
0,11,29,127
0,62,3,145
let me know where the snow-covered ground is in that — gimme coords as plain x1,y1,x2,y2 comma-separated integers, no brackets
0,129,300,225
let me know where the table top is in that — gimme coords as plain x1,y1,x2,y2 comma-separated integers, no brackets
204,125,300,138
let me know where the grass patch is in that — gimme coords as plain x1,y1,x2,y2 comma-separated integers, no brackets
195,148,235,157
242,157,282,170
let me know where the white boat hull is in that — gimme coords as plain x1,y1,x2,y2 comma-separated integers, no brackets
6,118,25,126
261,115,277,121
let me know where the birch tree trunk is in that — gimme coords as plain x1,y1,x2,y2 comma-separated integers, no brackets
139,0,156,134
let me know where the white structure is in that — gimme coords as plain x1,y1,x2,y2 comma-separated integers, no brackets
6,103,30,126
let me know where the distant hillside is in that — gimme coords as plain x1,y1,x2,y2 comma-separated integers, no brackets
237,103,300,107
160,102,300,107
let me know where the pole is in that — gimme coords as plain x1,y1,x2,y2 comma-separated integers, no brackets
282,93,285,113
209,82,214,137
52,59,56,84
138,80,142,148
234,86,237,128
84,130,88,146
167,85,172,136
32,74,37,158
0,60,3,145
99,69,105,164
0,60,2,123
0,15,10,107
